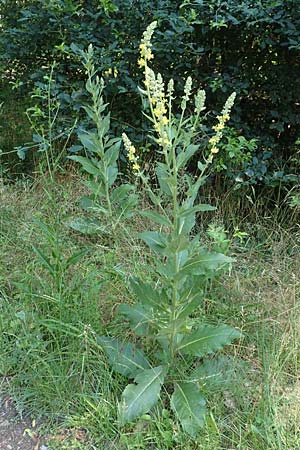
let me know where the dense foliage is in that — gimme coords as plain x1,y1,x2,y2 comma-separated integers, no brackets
1,0,300,186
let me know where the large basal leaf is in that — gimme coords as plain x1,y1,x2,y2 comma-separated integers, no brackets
118,304,154,336
171,382,206,436
191,356,243,393
97,336,150,378
176,323,242,357
119,366,165,424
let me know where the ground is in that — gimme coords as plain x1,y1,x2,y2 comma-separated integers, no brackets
0,394,44,450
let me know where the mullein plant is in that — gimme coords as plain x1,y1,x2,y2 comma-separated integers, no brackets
68,45,138,234
98,22,241,436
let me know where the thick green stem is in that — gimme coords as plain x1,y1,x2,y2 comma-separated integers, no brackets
168,139,180,363
169,252,179,363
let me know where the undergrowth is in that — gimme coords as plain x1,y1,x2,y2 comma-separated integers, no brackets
0,178,299,449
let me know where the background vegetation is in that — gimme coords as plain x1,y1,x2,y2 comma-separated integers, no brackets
0,1,299,449
1,0,300,188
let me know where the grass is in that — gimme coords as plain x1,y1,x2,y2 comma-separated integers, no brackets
0,176,299,449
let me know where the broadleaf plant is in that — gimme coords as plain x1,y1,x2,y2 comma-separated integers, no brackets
98,22,242,437
68,45,138,233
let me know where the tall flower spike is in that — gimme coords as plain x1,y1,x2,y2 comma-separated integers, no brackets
222,92,236,116
195,89,206,114
208,92,236,161
122,133,140,173
183,76,193,100
167,79,174,98
181,76,193,110
139,21,157,68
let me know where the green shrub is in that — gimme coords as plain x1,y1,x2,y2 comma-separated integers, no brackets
1,0,300,187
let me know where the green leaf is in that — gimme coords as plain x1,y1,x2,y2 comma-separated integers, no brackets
129,278,167,311
119,366,165,424
78,131,100,153
79,196,108,214
97,336,150,378
191,356,243,393
110,184,134,204
139,231,168,254
176,144,199,170
32,245,54,276
140,210,172,227
105,140,120,166
177,285,204,318
179,204,216,217
66,217,104,234
156,162,173,196
171,382,206,436
107,165,118,186
179,251,233,278
84,180,106,197
65,249,89,268
68,155,100,176
118,304,154,336
177,204,215,235
176,323,242,357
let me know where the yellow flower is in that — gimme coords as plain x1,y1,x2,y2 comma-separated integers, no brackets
209,136,219,145
161,116,169,126
212,122,225,132
211,146,219,154
138,58,145,68
157,135,171,146
122,133,141,173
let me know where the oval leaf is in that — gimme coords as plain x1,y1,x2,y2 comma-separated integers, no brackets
176,323,242,357
171,382,206,436
119,366,165,424
97,336,150,378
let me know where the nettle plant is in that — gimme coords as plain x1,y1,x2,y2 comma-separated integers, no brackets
98,23,241,436
68,45,138,234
